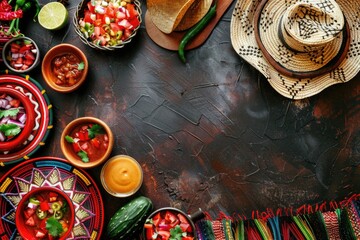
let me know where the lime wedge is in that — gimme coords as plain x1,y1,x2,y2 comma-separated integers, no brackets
38,2,68,30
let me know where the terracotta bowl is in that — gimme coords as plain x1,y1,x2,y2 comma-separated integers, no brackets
0,86,35,152
143,207,205,240
60,117,114,168
2,36,40,73
42,43,88,93
15,186,75,240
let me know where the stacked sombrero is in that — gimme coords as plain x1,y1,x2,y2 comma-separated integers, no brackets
230,0,360,99
147,0,212,34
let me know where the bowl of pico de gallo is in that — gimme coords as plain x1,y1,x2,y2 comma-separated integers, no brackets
73,0,142,50
60,116,114,168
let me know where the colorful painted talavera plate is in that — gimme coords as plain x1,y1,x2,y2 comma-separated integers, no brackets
0,157,105,239
0,73,53,166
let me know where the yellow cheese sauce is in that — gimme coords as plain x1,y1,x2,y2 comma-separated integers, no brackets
101,155,143,196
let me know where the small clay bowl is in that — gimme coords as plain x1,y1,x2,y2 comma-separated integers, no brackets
15,186,75,240
60,117,114,168
42,43,88,93
0,86,35,152
2,36,40,73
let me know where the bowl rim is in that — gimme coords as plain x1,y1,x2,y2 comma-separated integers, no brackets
2,36,40,73
15,186,75,240
60,116,114,168
100,154,143,197
41,43,88,93
0,86,36,152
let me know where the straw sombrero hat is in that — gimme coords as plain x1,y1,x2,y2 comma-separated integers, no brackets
147,0,212,34
230,0,360,99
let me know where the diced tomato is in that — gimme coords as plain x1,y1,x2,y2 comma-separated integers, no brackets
10,42,21,50
180,223,190,232
19,45,31,53
81,142,89,150
152,212,161,226
91,138,100,148
126,4,138,18
40,201,50,211
24,207,35,218
105,6,115,18
94,26,101,37
9,99,20,107
40,219,47,230
49,192,58,202
129,17,140,29
182,237,194,240
165,211,177,223
83,10,93,23
87,1,95,12
25,216,36,226
24,51,35,61
15,57,23,64
23,59,34,66
178,213,189,224
146,227,154,240
72,142,81,152
35,229,46,238
158,230,170,240
78,130,89,141
110,23,120,32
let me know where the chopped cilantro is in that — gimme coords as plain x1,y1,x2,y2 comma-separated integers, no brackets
77,62,85,70
46,217,64,237
170,225,187,240
0,108,19,118
78,150,89,163
87,124,104,139
65,135,75,143
0,123,21,136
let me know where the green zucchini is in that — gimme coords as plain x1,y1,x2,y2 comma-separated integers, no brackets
107,196,153,239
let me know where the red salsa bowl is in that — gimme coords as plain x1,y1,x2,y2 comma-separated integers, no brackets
0,86,35,152
15,186,75,240
143,207,204,240
42,43,88,93
60,116,114,168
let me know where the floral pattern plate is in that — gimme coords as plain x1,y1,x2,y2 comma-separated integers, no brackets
0,157,105,239
0,73,53,166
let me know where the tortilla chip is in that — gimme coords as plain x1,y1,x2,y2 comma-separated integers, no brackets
175,0,212,31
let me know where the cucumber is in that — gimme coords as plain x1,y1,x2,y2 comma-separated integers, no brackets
107,196,153,239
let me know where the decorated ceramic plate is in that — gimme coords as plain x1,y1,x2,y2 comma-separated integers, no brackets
0,73,53,166
0,157,105,239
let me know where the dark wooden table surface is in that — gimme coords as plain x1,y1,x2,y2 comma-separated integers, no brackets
1,0,360,237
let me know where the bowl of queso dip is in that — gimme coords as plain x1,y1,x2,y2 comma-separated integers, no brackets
100,155,143,197
42,43,88,93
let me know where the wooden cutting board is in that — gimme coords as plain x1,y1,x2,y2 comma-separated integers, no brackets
145,0,234,51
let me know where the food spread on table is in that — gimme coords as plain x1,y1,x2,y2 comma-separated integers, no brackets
0,0,359,239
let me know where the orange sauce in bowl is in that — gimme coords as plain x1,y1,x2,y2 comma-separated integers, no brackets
101,155,143,197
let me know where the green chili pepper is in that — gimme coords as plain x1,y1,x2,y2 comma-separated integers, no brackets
16,0,25,7
22,2,32,12
178,2,217,63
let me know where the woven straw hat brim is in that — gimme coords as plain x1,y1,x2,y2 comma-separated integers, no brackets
147,0,196,34
230,0,360,99
175,0,212,31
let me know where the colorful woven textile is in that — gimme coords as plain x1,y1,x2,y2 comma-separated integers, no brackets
195,195,360,239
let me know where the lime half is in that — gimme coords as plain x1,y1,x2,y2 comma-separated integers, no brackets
38,2,68,30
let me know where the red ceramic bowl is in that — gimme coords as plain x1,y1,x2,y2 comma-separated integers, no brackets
60,117,114,168
143,207,204,240
0,86,35,152
15,186,75,240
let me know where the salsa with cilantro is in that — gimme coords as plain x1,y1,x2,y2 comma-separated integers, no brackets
65,123,109,163
21,189,72,239
52,53,85,87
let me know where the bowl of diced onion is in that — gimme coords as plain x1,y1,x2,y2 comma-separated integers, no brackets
2,36,40,73
0,86,36,152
